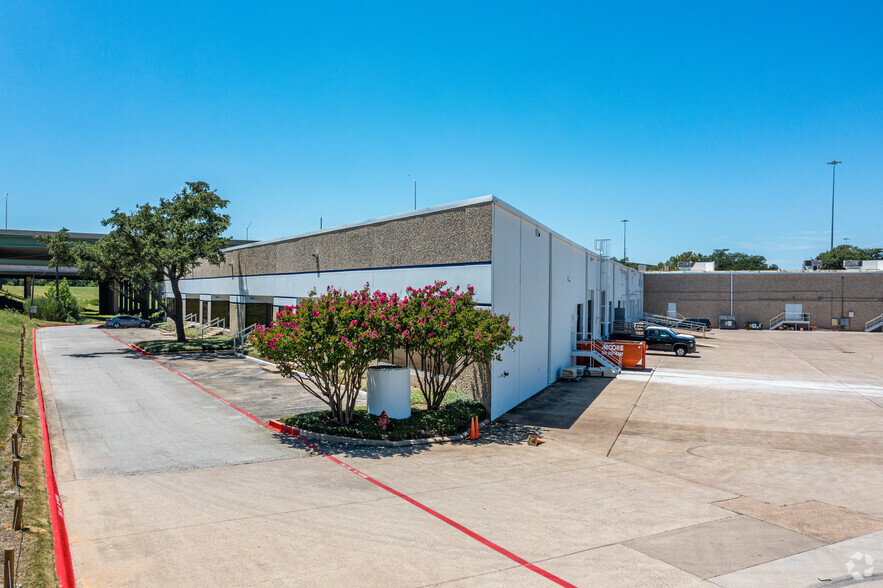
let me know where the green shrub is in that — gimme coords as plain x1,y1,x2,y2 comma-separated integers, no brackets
35,279,80,322
282,397,487,441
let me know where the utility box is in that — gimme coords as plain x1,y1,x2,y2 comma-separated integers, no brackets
719,315,737,329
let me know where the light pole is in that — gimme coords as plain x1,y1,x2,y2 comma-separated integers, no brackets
5,193,7,229
243,221,253,240
827,160,841,250
408,174,416,210
621,219,629,261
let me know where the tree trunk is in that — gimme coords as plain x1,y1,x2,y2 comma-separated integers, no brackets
170,278,187,343
55,266,60,301
138,289,151,319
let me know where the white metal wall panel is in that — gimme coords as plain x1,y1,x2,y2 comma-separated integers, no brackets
548,237,588,383
489,207,523,419
516,218,550,404
587,256,601,336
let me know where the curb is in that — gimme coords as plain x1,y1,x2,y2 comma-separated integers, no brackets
268,418,492,447
32,327,76,587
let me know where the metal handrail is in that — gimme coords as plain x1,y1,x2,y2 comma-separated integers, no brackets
770,312,810,329
233,323,260,354
866,313,883,331
642,313,706,333
184,312,197,323
590,340,623,370
197,316,227,338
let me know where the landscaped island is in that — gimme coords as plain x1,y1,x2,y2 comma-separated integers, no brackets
280,391,486,441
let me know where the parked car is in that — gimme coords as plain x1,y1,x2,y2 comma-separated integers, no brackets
612,326,697,356
104,315,151,329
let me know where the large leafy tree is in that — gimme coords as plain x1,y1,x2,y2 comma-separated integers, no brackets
35,227,76,301
250,287,402,425
401,281,521,410
816,244,883,270
81,181,230,341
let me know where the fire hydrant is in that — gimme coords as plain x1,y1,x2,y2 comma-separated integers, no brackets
378,411,389,431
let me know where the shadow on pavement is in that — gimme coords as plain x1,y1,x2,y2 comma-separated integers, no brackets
272,418,547,460
497,377,612,430
66,350,146,359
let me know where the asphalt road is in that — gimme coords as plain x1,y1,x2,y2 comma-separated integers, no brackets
38,325,299,478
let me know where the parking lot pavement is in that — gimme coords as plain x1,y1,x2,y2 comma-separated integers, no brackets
38,326,298,479
100,325,347,420
40,325,883,586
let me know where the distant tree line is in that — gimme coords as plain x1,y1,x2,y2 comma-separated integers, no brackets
617,244,881,271
616,249,780,271
0,278,98,287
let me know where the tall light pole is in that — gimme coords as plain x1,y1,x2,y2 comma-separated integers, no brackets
621,219,629,261
5,193,7,229
408,174,416,210
242,221,253,240
827,160,841,251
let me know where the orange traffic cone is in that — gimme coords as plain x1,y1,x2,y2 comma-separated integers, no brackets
468,416,480,440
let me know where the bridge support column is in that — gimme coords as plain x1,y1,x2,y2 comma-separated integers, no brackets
23,276,32,300
98,281,119,315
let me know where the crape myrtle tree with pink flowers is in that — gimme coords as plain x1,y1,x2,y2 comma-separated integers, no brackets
401,281,521,410
249,281,521,425
249,287,403,425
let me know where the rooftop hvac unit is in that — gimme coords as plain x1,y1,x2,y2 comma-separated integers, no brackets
677,261,694,269
803,259,822,270
843,260,862,270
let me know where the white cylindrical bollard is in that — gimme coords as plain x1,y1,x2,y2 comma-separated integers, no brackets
366,365,411,419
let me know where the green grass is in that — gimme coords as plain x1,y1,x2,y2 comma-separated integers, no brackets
2,284,107,323
154,323,203,338
282,395,487,441
0,310,58,585
2,284,99,309
135,335,233,354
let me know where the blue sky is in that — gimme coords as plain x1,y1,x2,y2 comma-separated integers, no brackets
2,1,881,269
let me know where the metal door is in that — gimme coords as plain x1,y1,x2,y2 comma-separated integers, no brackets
667,302,677,318
785,304,803,321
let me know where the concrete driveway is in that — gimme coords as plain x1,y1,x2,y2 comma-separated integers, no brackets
38,326,883,586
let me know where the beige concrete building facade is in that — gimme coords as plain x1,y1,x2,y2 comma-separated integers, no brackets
644,270,883,331
169,196,643,418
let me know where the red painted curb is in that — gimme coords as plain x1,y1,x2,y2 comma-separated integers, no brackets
268,419,301,437
98,329,576,588
33,328,76,587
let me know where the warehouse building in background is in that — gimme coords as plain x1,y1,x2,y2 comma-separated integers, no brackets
644,265,883,332
171,196,643,419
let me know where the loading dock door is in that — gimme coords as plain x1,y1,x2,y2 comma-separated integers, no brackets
785,304,803,321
